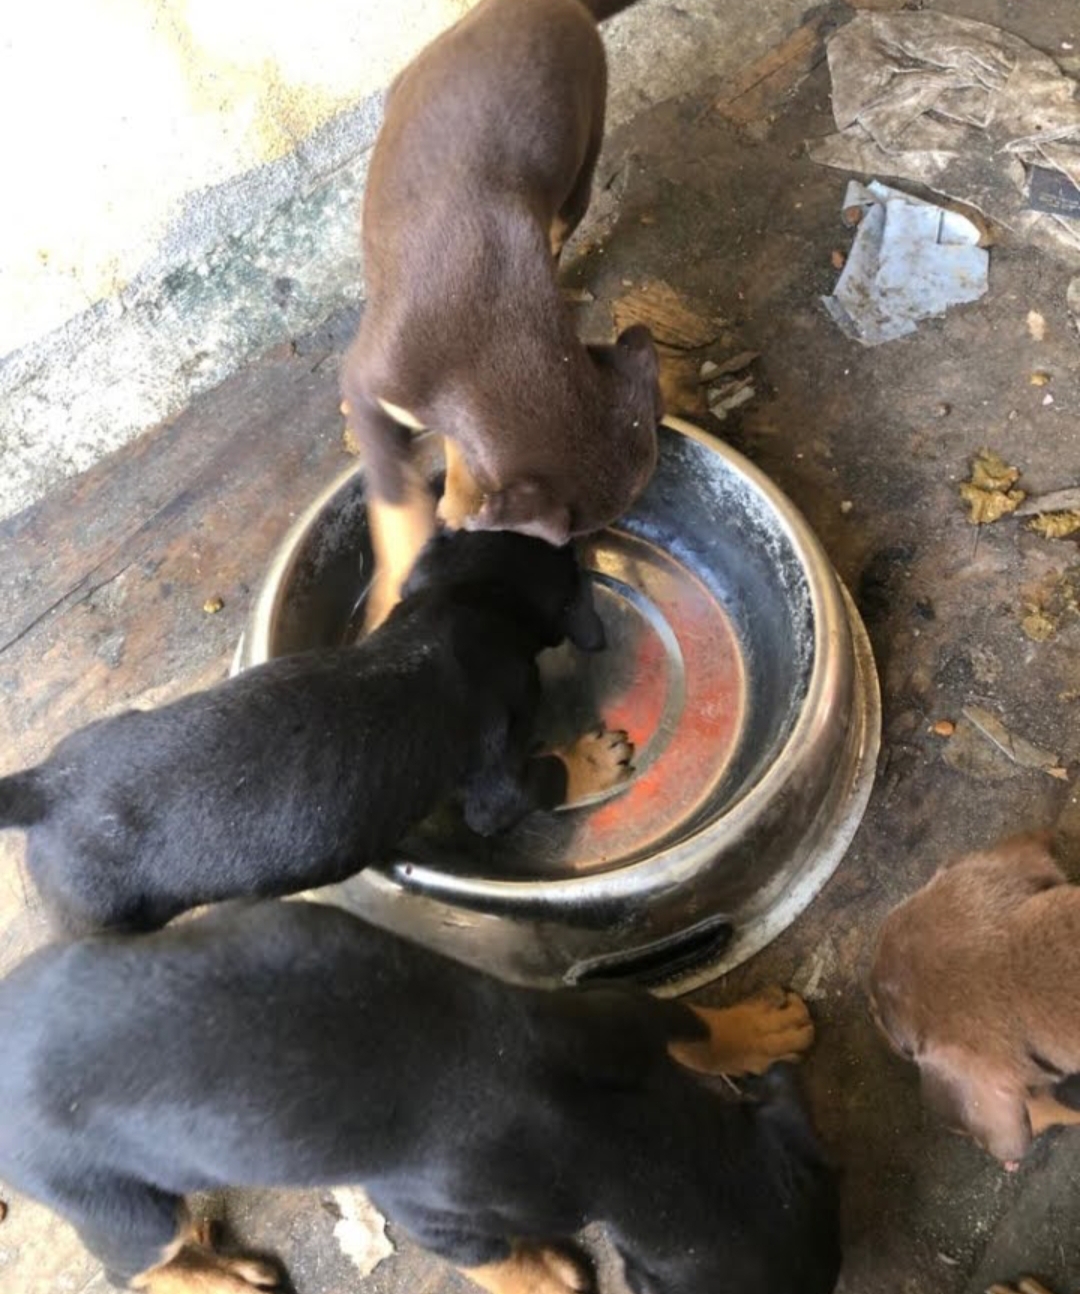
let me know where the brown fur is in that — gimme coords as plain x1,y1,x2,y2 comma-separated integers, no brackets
869,832,1080,1162
340,0,662,622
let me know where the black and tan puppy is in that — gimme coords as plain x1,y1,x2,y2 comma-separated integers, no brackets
870,832,1080,1164
0,899,837,1294
341,0,662,624
0,529,630,935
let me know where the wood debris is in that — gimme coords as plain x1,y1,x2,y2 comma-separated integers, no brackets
707,350,760,378
612,280,724,351
1015,486,1080,516
612,281,734,417
961,705,1067,780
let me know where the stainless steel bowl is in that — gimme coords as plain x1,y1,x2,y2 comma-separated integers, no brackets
235,417,879,994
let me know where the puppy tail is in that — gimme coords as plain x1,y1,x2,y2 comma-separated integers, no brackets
577,0,640,20
0,770,49,828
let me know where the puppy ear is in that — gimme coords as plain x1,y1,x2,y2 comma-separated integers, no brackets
469,480,572,548
566,579,606,652
615,326,663,419
918,1043,1031,1163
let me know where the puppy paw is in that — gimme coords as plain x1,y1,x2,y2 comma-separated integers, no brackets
988,1282,1057,1294
555,728,634,804
464,1244,591,1294
670,987,815,1077
137,1227,280,1294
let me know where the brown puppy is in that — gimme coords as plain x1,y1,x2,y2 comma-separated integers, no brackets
341,0,662,624
870,832,1080,1164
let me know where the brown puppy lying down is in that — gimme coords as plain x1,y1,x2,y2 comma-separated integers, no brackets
870,832,1080,1164
341,0,662,624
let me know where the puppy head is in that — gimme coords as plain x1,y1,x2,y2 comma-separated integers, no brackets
402,528,605,651
468,479,573,548
869,832,1064,1160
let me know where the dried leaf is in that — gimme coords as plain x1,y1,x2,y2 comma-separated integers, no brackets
1022,608,1057,641
970,449,1020,493
1027,511,1080,539
959,449,1025,524
958,481,1025,524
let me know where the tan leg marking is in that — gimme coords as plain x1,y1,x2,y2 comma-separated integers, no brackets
437,437,486,529
366,470,437,631
552,728,634,804
550,215,571,261
668,986,814,1076
1025,1091,1080,1138
132,1218,278,1293
463,1244,589,1294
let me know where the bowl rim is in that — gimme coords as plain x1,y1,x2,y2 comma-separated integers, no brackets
238,417,869,912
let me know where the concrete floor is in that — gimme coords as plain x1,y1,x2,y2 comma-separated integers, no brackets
2,1,1080,1292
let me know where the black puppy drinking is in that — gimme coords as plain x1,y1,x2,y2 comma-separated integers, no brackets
0,530,631,933
0,899,840,1294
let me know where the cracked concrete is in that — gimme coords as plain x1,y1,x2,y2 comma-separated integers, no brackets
0,0,810,524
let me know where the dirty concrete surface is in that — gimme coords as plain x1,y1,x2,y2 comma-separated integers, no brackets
3,0,1080,1292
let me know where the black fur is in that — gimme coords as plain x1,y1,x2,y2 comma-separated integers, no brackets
0,529,605,934
0,900,841,1293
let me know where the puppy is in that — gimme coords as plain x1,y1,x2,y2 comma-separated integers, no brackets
340,0,663,624
0,899,839,1294
0,529,631,935
869,832,1080,1164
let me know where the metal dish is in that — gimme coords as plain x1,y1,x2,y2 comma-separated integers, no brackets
235,417,880,994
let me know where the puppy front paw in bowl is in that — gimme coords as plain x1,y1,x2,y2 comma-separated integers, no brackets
0,530,623,935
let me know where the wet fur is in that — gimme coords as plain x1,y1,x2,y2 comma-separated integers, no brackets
869,832,1080,1161
0,900,840,1293
0,530,605,935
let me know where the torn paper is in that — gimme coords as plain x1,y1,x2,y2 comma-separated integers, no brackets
330,1187,394,1276
823,181,988,344
810,12,1080,266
